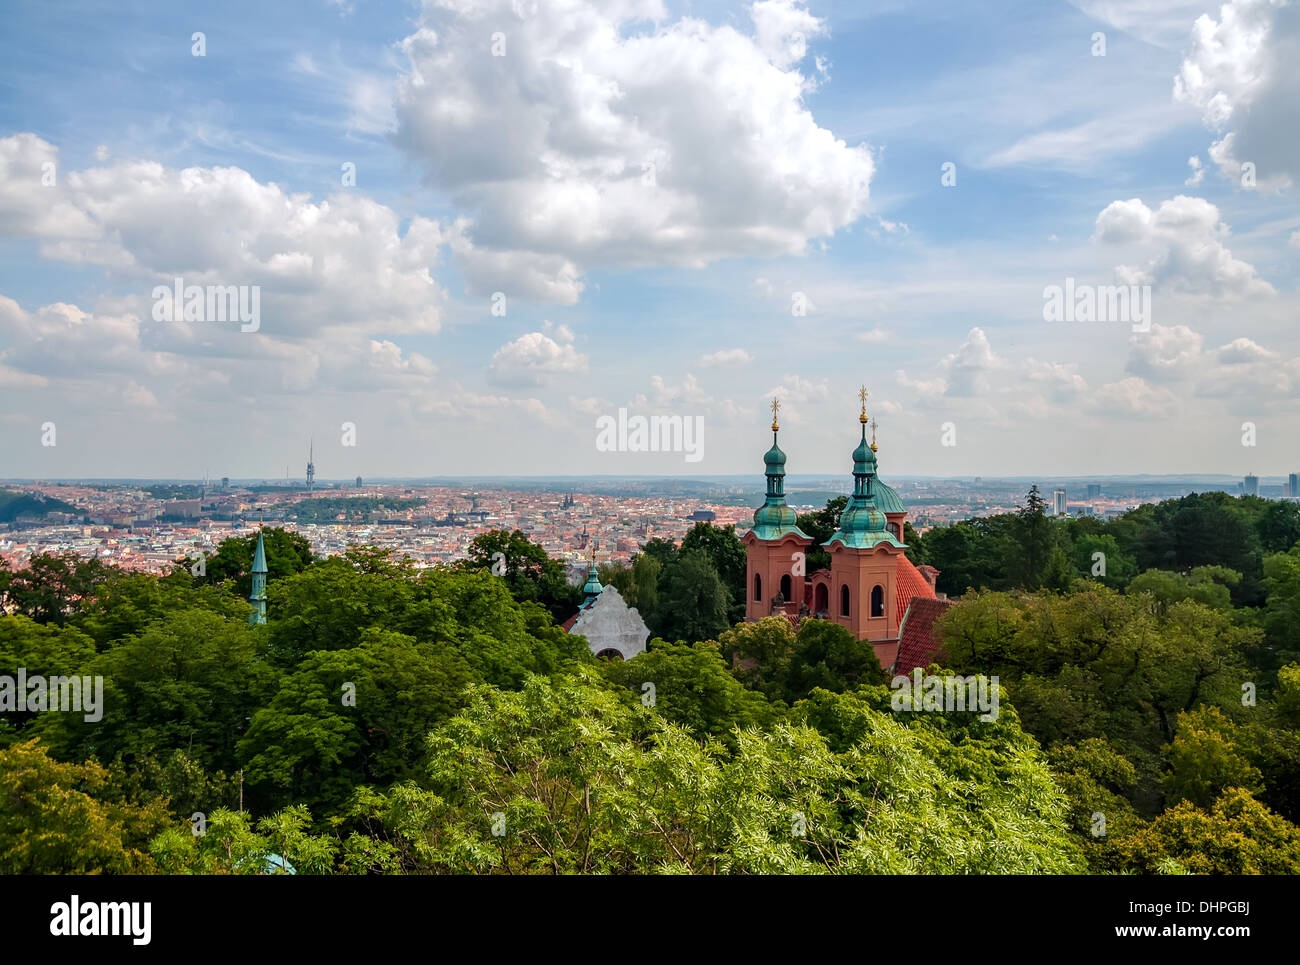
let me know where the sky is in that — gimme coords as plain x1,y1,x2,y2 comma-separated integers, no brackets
0,0,1297,481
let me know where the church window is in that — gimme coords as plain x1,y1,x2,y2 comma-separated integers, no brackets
840,584,850,617
871,584,884,617
754,573,762,600
780,573,792,600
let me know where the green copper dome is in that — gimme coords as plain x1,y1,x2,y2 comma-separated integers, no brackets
581,564,603,606
750,411,808,541
874,480,905,514
825,416,904,551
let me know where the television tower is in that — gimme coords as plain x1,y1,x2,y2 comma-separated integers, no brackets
306,439,315,494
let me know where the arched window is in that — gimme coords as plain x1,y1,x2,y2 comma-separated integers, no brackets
754,573,762,601
871,584,884,617
815,583,828,613
840,585,850,617
780,573,792,601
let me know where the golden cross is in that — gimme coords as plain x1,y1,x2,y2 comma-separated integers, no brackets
770,397,781,431
858,385,868,414
870,417,878,450
588,542,602,565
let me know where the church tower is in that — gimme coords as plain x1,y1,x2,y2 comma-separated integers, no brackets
249,530,268,626
742,399,812,620
824,389,906,657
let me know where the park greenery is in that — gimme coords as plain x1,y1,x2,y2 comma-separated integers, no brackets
1,486,1299,874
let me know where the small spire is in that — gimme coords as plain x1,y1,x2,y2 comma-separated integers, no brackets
770,397,781,433
858,385,869,424
870,417,878,452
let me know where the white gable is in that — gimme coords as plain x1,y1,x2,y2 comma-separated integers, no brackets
570,585,649,661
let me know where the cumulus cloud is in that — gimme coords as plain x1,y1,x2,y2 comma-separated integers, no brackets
1093,195,1273,296
1089,376,1180,418
0,134,448,337
391,0,873,299
1123,322,1300,400
699,348,754,367
938,326,1001,397
1174,0,1300,190
488,331,589,386
1125,323,1205,381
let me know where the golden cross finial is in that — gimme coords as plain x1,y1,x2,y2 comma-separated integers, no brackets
770,397,781,432
870,417,878,452
587,542,602,565
858,385,869,424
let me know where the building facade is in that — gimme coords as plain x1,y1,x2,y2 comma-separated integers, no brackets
743,392,944,671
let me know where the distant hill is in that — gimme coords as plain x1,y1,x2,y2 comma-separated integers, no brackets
0,490,82,523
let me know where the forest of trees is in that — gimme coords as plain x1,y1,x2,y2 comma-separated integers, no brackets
1,486,1299,874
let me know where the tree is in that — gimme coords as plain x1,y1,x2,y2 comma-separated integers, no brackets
397,672,1082,874
600,640,777,742
1117,788,1300,874
649,549,731,643
2,552,114,625
680,522,747,623
457,529,580,621
784,618,889,701
1162,707,1263,808
198,527,315,598
34,609,277,778
238,629,478,813
0,739,168,874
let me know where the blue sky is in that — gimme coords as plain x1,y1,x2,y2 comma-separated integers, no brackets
1,0,1297,480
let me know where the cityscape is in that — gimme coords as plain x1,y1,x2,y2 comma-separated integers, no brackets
1,0,1298,925
5,464,1298,577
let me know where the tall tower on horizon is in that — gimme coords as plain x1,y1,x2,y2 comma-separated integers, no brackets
306,439,315,494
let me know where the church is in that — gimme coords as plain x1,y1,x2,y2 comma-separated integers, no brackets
743,390,950,673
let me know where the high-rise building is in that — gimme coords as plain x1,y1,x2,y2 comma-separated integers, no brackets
306,439,315,494
221,476,230,490
1289,473,1299,498
355,475,363,488
1053,489,1067,516
1244,474,1259,497
1086,483,1101,500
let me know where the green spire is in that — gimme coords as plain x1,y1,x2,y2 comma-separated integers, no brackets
750,399,808,541
825,389,904,551
248,531,268,626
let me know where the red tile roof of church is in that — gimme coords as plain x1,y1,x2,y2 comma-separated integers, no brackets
895,553,937,619
894,597,954,674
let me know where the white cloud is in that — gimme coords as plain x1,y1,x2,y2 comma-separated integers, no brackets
765,373,829,405
699,347,754,367
1185,154,1205,185
938,326,1001,397
391,0,874,298
488,331,589,386
857,325,890,343
0,134,448,337
1125,323,1205,380
1089,376,1180,418
1093,195,1273,296
1174,0,1300,190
